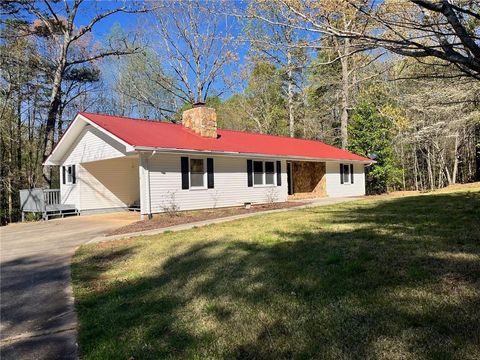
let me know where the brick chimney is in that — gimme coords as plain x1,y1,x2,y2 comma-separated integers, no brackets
182,102,217,138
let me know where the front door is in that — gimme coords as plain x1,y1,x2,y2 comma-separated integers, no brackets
287,162,293,195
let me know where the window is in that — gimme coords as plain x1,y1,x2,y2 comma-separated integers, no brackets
62,165,76,185
265,161,275,185
190,158,205,187
182,157,214,190
342,164,350,184
340,163,353,184
250,160,276,186
253,161,263,185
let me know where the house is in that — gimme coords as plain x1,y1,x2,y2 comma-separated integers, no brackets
45,104,373,219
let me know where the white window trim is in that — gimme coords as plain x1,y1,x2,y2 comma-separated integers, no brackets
253,160,277,188
64,165,75,185
189,157,207,190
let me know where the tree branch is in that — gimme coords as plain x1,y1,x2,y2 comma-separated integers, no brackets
66,48,140,66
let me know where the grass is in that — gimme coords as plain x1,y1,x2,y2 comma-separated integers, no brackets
72,184,480,359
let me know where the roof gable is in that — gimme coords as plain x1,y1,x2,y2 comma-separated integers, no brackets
61,125,127,164
44,114,134,165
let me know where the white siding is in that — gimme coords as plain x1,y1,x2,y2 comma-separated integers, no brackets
325,161,366,197
60,179,79,206
79,158,139,211
60,157,139,211
56,127,366,214
58,125,138,211
61,125,127,165
146,154,288,214
138,155,151,215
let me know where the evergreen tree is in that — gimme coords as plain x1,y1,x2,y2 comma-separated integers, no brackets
348,86,402,194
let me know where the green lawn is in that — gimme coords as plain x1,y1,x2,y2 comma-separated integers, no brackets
72,185,480,359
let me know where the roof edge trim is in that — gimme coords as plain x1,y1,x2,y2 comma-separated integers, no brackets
44,113,135,165
134,146,375,163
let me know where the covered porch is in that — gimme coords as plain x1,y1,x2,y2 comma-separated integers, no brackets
74,156,141,214
20,156,142,220
287,160,327,200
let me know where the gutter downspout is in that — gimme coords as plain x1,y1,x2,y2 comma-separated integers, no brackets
139,151,154,220
147,151,156,219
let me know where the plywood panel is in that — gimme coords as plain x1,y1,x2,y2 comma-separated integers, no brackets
290,161,326,199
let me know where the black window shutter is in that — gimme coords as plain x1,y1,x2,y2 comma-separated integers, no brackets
350,164,354,184
181,156,189,189
340,164,344,184
276,161,282,186
247,159,253,187
207,158,214,189
62,166,66,185
72,165,76,184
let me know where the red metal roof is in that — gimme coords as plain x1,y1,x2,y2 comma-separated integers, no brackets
80,112,371,162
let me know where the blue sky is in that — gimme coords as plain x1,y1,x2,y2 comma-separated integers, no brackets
10,0,316,104
70,1,252,100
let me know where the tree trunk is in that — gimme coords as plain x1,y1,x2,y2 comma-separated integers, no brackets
8,117,13,223
445,165,452,185
42,48,67,187
427,148,434,190
287,50,295,138
16,64,23,184
400,131,406,190
29,92,37,187
58,105,64,138
339,39,350,150
7,177,12,223
452,132,459,184
474,124,480,181
413,143,419,191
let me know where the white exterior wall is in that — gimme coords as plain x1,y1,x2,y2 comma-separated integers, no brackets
145,153,288,214
57,124,367,214
79,158,139,211
59,126,139,211
61,125,127,165
138,155,151,215
325,161,366,197
60,178,80,206
60,158,139,211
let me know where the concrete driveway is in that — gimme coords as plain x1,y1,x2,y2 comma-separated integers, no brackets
0,213,138,359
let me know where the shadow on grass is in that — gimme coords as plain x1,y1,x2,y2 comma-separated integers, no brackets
73,191,480,359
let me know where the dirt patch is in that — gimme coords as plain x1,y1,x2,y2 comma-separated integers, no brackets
108,202,306,236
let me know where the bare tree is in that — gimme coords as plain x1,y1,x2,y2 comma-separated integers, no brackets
111,49,179,120
355,0,480,79
387,60,480,189
6,0,149,186
317,1,384,149
268,0,480,79
245,0,384,148
149,0,238,104
247,1,310,137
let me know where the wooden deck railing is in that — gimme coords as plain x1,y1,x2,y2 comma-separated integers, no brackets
20,188,78,220
43,189,60,205
20,188,61,212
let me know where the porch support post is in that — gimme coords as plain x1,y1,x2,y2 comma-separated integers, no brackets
139,153,152,220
